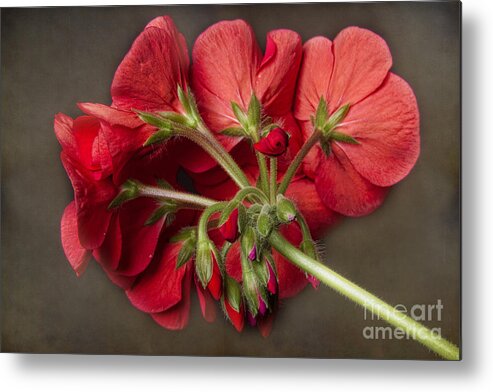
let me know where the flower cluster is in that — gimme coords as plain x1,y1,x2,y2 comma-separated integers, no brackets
56,16,419,335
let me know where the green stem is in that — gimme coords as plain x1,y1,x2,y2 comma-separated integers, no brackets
269,231,460,360
255,151,270,196
278,129,322,195
270,158,277,204
174,125,250,190
139,185,217,209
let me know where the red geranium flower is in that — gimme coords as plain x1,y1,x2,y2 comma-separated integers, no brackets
294,27,420,216
56,16,419,335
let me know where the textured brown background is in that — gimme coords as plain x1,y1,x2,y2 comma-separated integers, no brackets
0,2,460,358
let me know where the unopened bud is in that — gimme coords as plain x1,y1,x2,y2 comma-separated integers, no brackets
276,194,297,223
257,205,273,238
219,208,240,242
195,239,222,299
241,226,257,262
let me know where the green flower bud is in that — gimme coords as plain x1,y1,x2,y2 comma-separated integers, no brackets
241,226,257,262
195,239,213,288
257,205,273,238
276,194,297,224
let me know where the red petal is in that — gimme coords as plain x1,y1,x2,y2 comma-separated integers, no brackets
255,29,302,116
336,73,420,187
275,113,303,172
78,102,144,129
207,254,222,301
194,274,217,323
219,208,240,242
126,242,187,313
102,268,136,290
61,154,115,249
98,121,155,183
151,265,192,330
315,144,388,217
116,198,165,276
225,300,244,332
93,214,122,271
328,27,392,113
225,242,242,283
60,201,91,276
257,312,275,338
294,37,334,122
192,20,260,132
54,113,77,158
111,16,189,112
285,178,339,238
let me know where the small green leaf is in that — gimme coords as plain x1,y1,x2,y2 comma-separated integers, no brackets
231,101,248,129
220,127,245,137
247,94,261,130
330,131,360,145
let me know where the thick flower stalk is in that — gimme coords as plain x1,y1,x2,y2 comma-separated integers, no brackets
56,16,459,359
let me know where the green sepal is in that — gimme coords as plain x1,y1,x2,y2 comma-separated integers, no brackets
225,276,242,312
260,123,280,137
253,258,269,286
240,254,259,316
325,103,351,132
176,237,197,269
329,131,360,145
170,227,196,243
237,204,247,234
220,127,245,137
157,111,190,125
320,139,332,157
300,239,320,262
315,97,328,130
247,94,261,130
143,128,173,146
144,203,177,226
240,226,257,260
195,239,213,287
108,179,140,209
231,101,248,129
136,111,168,128
156,178,173,190
257,205,273,238
177,85,192,115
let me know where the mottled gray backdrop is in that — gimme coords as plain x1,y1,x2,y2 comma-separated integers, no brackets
1,2,460,358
